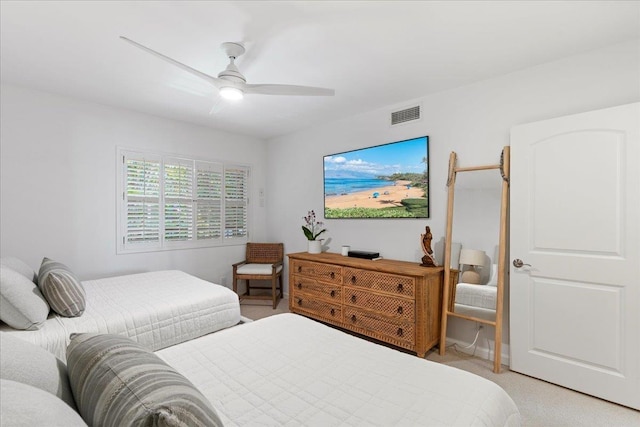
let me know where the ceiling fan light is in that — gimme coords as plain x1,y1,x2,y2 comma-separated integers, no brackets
220,86,243,100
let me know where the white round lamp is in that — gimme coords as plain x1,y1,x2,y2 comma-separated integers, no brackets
459,248,485,284
220,86,244,100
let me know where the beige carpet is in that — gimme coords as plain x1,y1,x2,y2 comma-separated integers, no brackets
426,350,639,426
240,302,640,426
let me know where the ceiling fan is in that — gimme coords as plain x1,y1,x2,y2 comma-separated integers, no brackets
120,37,335,101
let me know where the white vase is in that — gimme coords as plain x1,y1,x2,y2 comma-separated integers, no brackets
308,240,322,254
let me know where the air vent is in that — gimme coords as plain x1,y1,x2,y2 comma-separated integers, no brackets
391,105,421,126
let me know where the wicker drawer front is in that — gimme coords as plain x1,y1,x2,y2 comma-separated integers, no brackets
291,260,342,284
343,307,415,347
291,276,342,302
343,268,415,298
344,287,414,321
293,295,342,321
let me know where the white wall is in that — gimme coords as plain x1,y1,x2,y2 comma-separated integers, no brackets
1,39,638,360
0,84,268,285
266,39,640,359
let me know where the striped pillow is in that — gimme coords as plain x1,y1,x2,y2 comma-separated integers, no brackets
38,258,85,317
67,334,223,427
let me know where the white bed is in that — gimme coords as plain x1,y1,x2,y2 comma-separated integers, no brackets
157,313,521,426
0,270,240,361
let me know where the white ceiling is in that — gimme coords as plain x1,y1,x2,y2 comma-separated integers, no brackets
1,1,638,140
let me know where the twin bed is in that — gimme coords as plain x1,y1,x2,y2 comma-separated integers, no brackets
0,267,520,426
158,313,520,426
0,270,241,361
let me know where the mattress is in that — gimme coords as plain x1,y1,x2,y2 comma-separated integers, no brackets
0,270,240,361
157,313,521,427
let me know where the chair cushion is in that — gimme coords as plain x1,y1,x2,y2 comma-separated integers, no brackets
0,332,76,408
0,266,50,330
236,263,283,275
38,258,86,317
67,333,223,427
0,379,87,426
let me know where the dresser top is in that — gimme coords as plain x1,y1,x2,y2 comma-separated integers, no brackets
288,252,443,277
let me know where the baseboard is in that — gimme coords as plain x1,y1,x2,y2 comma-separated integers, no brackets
445,336,510,367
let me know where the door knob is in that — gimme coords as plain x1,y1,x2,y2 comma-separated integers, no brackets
513,259,532,268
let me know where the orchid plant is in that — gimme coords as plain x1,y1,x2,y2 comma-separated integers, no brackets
302,210,326,241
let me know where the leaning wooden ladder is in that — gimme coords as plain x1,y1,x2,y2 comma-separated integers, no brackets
439,147,510,373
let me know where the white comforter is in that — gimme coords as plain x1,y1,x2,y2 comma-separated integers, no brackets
157,313,521,427
0,270,240,361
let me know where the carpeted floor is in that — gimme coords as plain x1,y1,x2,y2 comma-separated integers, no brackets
240,301,640,426
426,350,639,426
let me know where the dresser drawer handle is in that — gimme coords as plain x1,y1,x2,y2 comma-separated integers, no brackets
397,283,404,292
330,272,335,279
330,290,336,298
297,298,303,306
330,308,336,316
297,283,302,289
297,266,302,273
351,314,357,323
351,276,356,284
351,295,357,303
397,327,404,337
397,306,403,315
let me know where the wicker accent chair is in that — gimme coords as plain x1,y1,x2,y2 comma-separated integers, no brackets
232,243,284,309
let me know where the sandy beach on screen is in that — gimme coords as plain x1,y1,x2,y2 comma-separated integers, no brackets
325,180,425,209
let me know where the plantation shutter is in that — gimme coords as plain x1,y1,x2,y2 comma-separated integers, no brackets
224,166,249,239
118,149,249,253
195,161,223,241
164,158,193,242
124,154,161,246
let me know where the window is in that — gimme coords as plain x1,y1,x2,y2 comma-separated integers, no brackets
118,149,249,253
224,166,249,238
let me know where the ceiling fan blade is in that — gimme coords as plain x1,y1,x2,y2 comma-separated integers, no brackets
243,84,335,96
120,36,224,89
208,95,227,115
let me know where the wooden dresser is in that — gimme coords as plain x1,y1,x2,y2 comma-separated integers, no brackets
288,252,443,357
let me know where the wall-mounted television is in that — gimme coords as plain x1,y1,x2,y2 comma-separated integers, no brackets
324,136,429,219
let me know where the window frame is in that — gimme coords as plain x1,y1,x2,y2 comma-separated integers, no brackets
117,148,250,254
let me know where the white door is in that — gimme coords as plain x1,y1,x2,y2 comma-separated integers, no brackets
510,103,639,410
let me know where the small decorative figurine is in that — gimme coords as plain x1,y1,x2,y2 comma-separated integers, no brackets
420,226,438,267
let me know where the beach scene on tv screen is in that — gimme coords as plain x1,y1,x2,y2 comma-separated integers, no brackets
324,136,428,218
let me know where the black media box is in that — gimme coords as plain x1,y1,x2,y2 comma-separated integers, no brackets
347,250,380,260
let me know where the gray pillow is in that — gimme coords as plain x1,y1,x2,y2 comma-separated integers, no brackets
0,332,76,408
0,379,87,426
38,258,86,317
0,256,38,283
0,266,50,330
67,333,223,427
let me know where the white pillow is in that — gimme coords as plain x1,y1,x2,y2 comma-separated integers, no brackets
0,379,86,426
486,264,498,286
0,257,37,283
0,266,50,330
0,332,76,408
